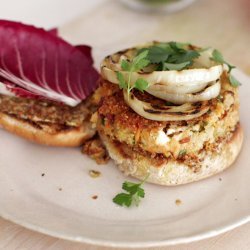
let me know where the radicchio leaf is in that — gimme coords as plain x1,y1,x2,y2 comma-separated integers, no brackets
75,45,93,65
0,20,99,106
48,28,58,36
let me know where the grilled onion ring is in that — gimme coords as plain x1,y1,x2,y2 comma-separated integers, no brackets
123,90,210,121
101,64,223,87
147,80,221,104
101,46,223,88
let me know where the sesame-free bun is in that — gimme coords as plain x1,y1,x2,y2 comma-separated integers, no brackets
100,125,243,186
0,112,95,147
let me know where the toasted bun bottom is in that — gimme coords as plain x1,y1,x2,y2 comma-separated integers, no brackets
0,112,96,147
100,125,243,186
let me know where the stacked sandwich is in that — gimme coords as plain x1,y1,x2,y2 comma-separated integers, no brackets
95,42,243,185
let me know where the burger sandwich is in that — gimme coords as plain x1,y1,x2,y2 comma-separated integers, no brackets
95,41,243,185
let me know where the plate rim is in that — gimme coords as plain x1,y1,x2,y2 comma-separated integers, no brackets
1,209,249,247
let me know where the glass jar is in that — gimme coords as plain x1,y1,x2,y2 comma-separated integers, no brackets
119,0,196,14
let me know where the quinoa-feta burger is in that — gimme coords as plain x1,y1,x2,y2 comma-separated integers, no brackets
95,42,243,185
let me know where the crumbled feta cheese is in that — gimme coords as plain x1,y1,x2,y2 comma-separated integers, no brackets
156,130,170,145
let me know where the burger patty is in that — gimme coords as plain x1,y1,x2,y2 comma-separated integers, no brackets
96,72,240,161
105,124,239,170
0,95,92,128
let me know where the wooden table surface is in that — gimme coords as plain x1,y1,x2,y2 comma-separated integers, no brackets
1,0,250,249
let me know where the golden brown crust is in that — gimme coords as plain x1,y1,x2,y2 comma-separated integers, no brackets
0,112,96,147
97,73,240,159
100,125,243,186
98,86,163,130
98,73,238,130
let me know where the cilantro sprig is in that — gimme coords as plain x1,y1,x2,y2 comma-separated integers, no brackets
139,41,200,71
116,42,202,94
113,175,149,207
116,42,241,94
211,49,241,87
116,50,150,95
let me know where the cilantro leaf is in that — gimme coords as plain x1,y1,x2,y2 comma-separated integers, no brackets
113,176,148,208
136,187,145,198
116,50,150,94
229,74,241,87
113,193,132,207
146,46,170,64
211,49,235,72
169,50,200,64
134,78,149,92
134,49,149,62
211,49,240,87
122,181,140,194
121,50,150,72
132,50,150,71
163,61,190,71
116,72,127,89
168,41,187,52
211,49,224,64
134,58,150,71
143,42,200,71
121,60,131,71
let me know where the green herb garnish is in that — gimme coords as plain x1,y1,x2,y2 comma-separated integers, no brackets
116,42,240,94
116,50,150,95
211,49,241,87
229,74,241,87
134,78,149,92
113,175,149,207
139,41,200,71
116,42,201,93
142,45,170,64
211,49,235,73
163,61,191,71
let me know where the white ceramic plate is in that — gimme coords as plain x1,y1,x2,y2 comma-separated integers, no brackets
0,70,249,248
